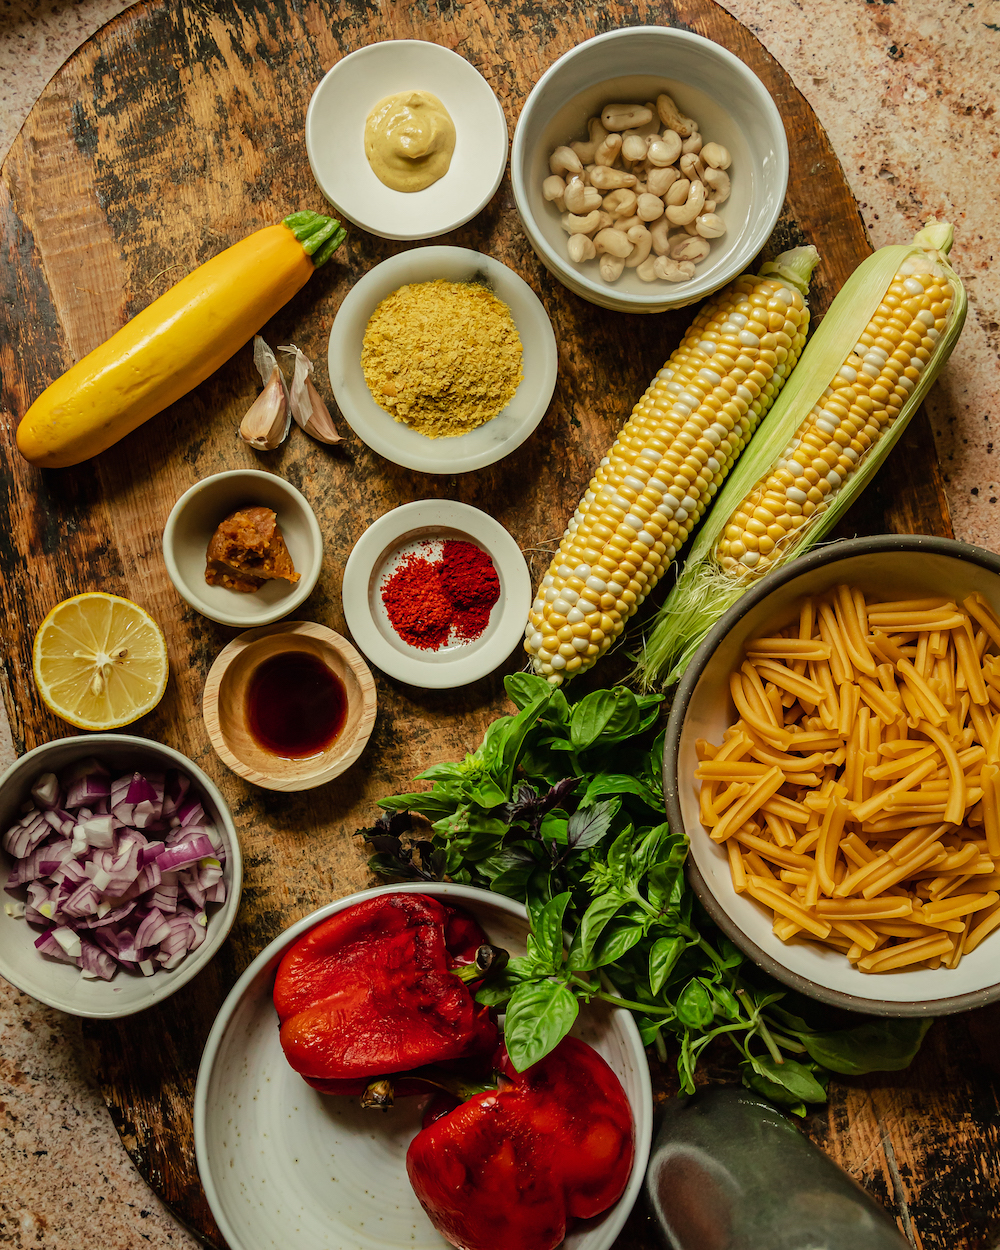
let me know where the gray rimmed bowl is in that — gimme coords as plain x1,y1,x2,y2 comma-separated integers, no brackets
664,534,1000,1016
0,734,242,1018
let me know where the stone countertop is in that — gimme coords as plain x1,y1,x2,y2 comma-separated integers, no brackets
0,2,997,1248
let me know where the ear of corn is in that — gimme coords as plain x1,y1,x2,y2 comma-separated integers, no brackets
636,221,967,690
523,246,820,685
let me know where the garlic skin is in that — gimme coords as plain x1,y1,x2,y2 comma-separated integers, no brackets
239,336,291,451
279,344,342,445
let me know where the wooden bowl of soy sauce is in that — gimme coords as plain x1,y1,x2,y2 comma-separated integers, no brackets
203,622,377,791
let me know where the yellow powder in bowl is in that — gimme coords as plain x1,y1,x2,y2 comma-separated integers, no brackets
361,279,524,438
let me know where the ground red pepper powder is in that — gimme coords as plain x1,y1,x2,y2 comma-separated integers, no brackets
381,540,501,651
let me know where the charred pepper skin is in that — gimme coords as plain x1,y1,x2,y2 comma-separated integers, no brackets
406,1037,635,1250
273,893,498,1087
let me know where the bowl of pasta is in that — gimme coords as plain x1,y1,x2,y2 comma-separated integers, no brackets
663,534,1000,1015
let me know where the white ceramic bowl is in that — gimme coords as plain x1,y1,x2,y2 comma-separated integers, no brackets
511,26,789,313
195,881,652,1250
305,40,509,241
162,470,323,628
328,246,558,474
664,535,1000,1016
341,500,531,688
0,735,242,1019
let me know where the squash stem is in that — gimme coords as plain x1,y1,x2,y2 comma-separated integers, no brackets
282,210,346,266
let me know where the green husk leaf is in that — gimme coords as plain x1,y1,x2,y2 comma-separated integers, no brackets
636,222,967,689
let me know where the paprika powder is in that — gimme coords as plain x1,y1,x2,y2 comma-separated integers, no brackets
380,539,501,650
406,1036,635,1250
273,893,499,1092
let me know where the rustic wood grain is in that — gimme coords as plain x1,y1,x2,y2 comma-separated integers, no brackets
1,0,989,1247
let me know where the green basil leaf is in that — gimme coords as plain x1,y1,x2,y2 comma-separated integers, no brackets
581,773,663,812
489,862,539,898
801,1018,933,1076
566,890,627,971
505,672,553,710
604,826,635,884
538,811,570,844
649,935,686,995
675,978,715,1029
415,761,468,781
497,694,551,796
647,859,684,913
570,688,641,751
631,824,673,877
504,980,580,1072
711,984,743,1021
591,920,645,967
542,688,571,728
744,1055,828,1105
566,799,618,850
527,891,572,971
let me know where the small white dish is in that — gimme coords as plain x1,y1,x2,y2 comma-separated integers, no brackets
194,881,652,1250
341,500,530,688
305,40,509,241
329,246,558,475
0,735,242,1019
162,470,323,628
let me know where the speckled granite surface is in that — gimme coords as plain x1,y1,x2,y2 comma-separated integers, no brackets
1,2,998,1248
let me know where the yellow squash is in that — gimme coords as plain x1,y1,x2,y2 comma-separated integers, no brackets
17,210,345,468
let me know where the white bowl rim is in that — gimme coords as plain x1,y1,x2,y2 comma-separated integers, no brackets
340,499,532,688
0,733,243,1019
162,469,324,627
510,24,790,312
194,880,652,1250
304,40,509,242
328,246,558,474
664,533,1000,1017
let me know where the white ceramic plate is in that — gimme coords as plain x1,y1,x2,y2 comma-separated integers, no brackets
341,500,531,688
0,735,242,1019
328,246,558,475
305,41,508,241
195,882,652,1250
162,470,324,628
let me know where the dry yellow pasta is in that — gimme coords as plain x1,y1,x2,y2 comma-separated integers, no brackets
697,583,1000,972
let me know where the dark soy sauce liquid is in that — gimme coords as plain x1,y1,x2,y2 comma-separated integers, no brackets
246,651,347,759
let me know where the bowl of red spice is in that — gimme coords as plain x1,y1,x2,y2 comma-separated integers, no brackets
342,501,532,688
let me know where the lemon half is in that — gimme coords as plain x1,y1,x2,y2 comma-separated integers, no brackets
32,593,169,730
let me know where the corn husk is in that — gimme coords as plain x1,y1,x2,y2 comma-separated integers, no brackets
240,337,291,451
636,220,968,690
278,344,341,445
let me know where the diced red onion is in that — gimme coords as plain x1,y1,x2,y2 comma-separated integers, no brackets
30,773,61,809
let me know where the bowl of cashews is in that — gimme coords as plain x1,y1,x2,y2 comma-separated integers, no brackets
511,26,789,313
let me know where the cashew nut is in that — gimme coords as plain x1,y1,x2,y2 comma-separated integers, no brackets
681,131,703,155
625,225,652,268
615,214,642,233
636,192,665,222
679,152,706,184
647,133,682,167
593,228,633,258
682,221,699,235
670,234,711,263
665,179,706,225
571,139,596,164
632,180,648,197
703,167,731,205
621,131,649,163
701,142,732,170
594,133,623,167
649,217,671,256
567,234,597,263
635,255,660,282
695,212,726,239
549,146,583,177
704,199,717,213
560,209,604,235
589,165,637,190
656,93,695,137
600,102,653,132
564,176,603,214
654,255,696,282
646,165,680,198
599,253,626,282
665,177,692,207
603,188,638,218
543,175,566,202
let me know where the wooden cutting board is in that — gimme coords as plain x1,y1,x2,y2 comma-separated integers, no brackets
2,1,997,1248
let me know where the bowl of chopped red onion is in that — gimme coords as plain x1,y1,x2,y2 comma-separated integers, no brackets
0,734,241,1018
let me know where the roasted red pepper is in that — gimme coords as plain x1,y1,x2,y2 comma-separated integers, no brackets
406,1036,635,1250
273,892,498,1092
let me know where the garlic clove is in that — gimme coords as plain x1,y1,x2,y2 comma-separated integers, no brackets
279,344,342,445
239,365,289,450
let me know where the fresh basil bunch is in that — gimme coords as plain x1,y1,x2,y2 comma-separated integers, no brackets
363,674,930,1112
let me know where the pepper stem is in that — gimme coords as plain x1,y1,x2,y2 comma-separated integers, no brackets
360,1066,502,1111
281,210,347,267
452,944,509,984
